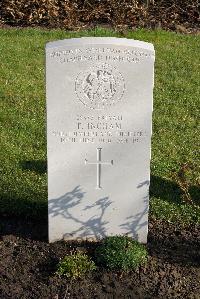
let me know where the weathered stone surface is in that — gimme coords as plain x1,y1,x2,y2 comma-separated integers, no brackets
46,37,155,243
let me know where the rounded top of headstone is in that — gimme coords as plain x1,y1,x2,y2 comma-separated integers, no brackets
46,37,154,53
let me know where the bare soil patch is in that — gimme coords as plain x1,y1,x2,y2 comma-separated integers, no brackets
0,217,199,299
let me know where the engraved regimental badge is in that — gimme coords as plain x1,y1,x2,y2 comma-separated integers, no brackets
75,63,125,110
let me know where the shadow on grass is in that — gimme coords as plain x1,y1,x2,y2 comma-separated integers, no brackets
19,159,200,206
20,160,47,174
0,164,199,241
0,193,48,241
150,175,200,206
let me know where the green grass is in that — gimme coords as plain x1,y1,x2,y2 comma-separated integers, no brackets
56,251,96,278
95,236,147,271
0,28,199,224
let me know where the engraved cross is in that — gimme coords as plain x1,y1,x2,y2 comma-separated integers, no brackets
85,148,113,189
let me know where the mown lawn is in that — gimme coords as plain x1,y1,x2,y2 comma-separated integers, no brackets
0,28,199,224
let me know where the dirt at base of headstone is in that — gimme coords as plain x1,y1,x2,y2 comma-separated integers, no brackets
0,217,199,299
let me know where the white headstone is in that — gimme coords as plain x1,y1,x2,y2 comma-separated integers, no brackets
46,37,155,243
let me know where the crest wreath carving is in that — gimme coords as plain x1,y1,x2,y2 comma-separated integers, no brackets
75,63,125,110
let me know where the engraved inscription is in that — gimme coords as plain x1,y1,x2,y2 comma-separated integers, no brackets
85,148,113,189
50,47,155,64
75,63,125,110
52,114,146,144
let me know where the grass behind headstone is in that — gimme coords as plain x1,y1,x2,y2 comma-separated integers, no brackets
0,28,199,223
